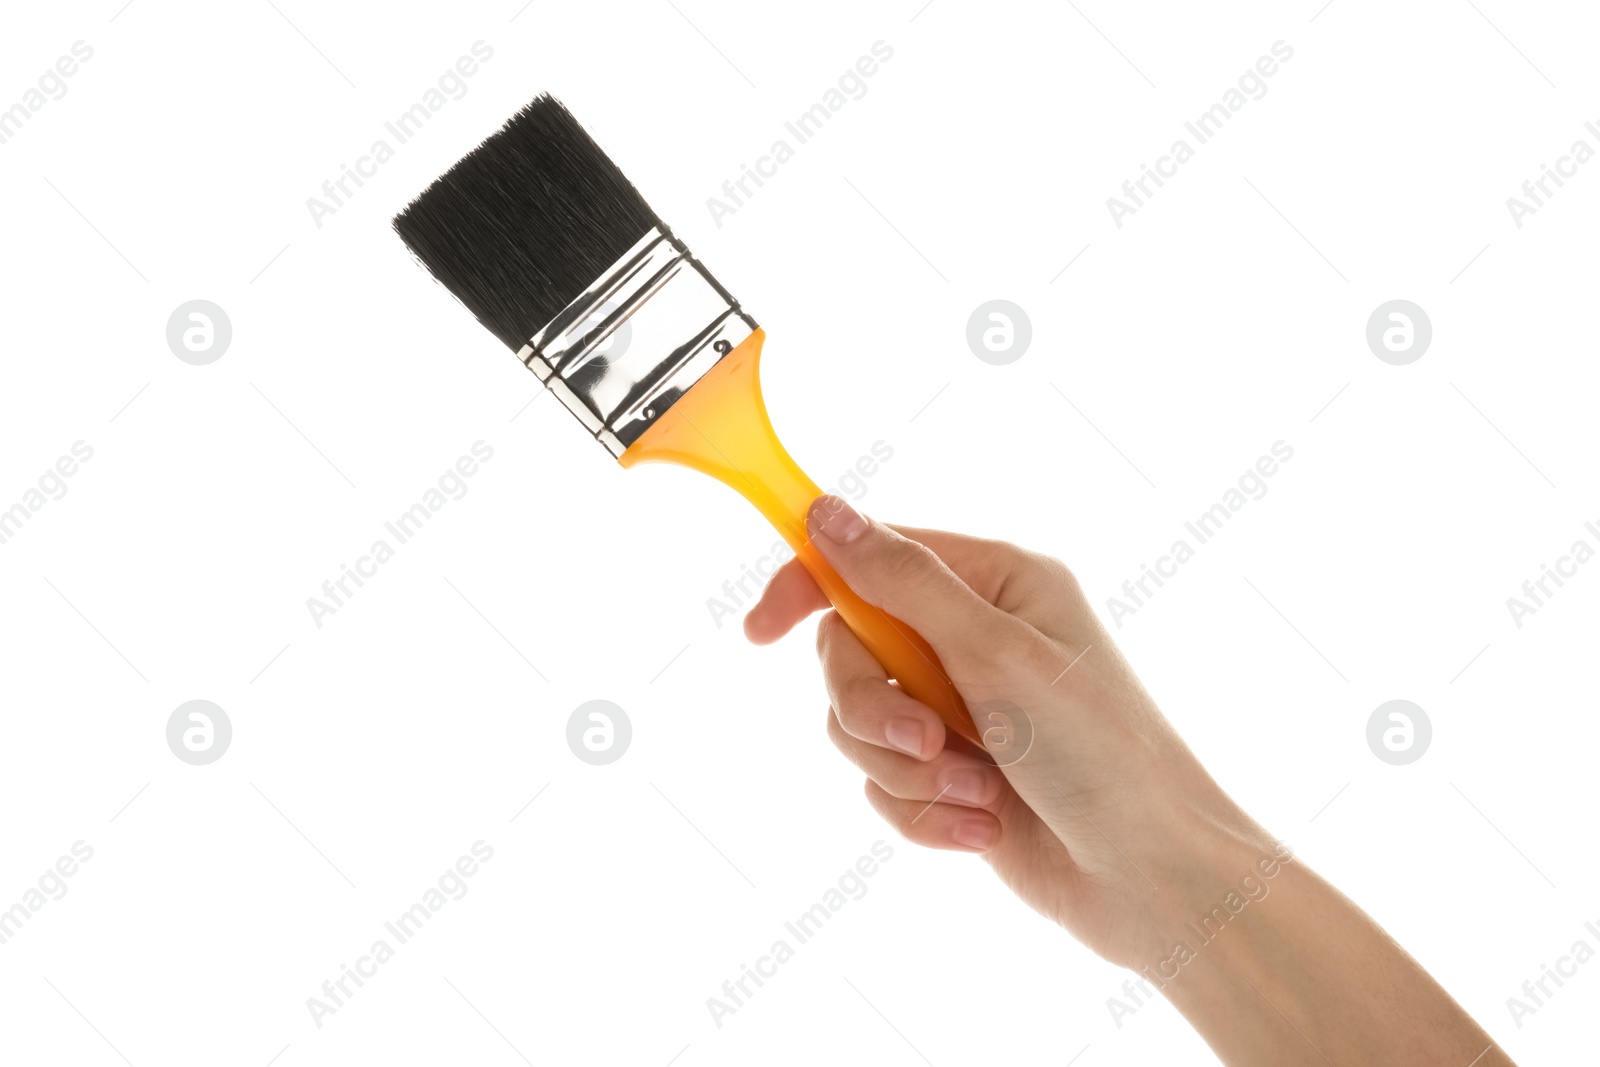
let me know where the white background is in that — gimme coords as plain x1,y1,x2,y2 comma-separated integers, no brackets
2,0,1597,1063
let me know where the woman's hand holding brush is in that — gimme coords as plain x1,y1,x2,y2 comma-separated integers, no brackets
744,495,1514,1067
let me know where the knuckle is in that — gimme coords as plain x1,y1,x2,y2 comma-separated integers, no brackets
862,777,894,814
814,609,845,659
836,673,889,730
826,704,850,748
1038,553,1082,595
864,780,916,833
1009,549,1081,607
875,534,941,586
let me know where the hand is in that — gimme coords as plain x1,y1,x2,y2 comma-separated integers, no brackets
744,495,1273,968
744,496,1515,1066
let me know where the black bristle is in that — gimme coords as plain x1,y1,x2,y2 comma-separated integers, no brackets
393,94,663,350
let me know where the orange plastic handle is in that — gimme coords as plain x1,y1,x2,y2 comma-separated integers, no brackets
619,330,978,745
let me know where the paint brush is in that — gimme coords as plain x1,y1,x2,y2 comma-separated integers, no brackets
394,94,977,744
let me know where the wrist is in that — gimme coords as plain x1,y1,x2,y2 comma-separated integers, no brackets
1115,784,1293,975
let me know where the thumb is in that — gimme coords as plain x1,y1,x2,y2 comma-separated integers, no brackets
804,495,1038,679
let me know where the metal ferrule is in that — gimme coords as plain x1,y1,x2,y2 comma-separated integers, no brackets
517,228,757,457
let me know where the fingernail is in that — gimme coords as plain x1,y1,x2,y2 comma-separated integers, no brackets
806,494,868,544
942,768,993,806
884,717,929,759
951,818,997,851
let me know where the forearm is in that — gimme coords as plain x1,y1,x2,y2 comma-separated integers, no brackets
1141,826,1511,1066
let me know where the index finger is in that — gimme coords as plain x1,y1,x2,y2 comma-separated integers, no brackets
745,523,1084,646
